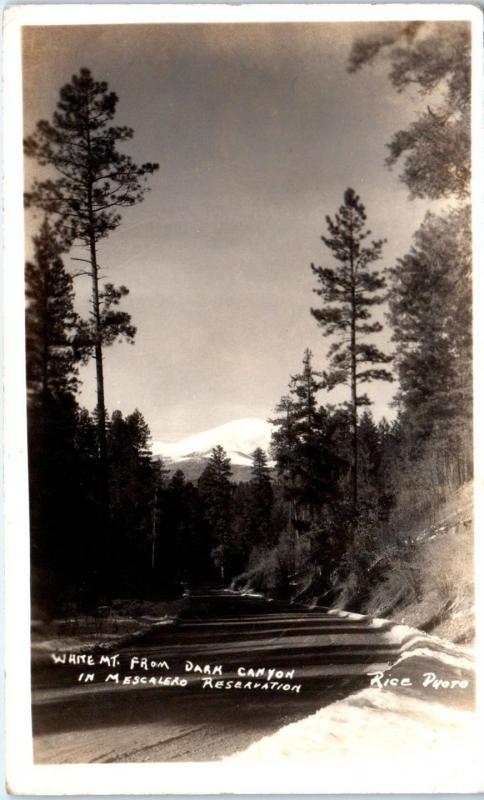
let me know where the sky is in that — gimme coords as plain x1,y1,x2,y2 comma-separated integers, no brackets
22,22,448,442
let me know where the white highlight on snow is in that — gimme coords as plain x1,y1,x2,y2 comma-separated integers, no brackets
392,646,474,672
153,417,273,466
225,687,480,792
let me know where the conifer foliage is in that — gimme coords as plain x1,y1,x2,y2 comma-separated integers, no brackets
348,22,471,200
271,349,347,526
388,207,472,485
247,448,274,547
24,68,159,484
106,409,158,592
26,221,85,609
26,218,81,404
310,189,392,505
198,446,234,582
349,23,472,496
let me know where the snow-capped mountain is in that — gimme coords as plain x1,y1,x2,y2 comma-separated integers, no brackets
153,417,273,467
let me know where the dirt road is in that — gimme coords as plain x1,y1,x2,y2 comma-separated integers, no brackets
31,590,473,763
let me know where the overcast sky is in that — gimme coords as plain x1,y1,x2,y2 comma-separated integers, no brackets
23,22,448,442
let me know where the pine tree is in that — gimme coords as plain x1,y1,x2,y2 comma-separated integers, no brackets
349,24,472,502
106,408,157,594
26,218,80,406
25,220,85,610
270,350,346,527
349,22,470,200
198,446,233,583
148,457,169,574
270,350,320,472
388,207,472,484
248,448,274,547
24,68,159,509
310,188,392,507
126,408,153,465
250,448,273,498
159,470,211,589
356,410,381,508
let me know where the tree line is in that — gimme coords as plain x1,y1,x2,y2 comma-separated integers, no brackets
25,22,472,615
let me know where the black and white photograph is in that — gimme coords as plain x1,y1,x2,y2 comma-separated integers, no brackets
3,3,483,794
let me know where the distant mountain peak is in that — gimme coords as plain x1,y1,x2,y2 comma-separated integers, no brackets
153,417,273,466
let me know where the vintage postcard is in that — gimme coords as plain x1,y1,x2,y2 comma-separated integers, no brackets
3,3,483,794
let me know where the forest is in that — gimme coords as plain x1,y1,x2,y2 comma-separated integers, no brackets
24,23,472,616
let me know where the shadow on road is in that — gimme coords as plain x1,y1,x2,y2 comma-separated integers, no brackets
31,590,474,762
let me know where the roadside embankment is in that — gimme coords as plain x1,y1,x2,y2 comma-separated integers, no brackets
359,481,474,645
225,625,477,791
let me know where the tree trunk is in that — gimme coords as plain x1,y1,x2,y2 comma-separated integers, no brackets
220,545,225,585
88,233,112,584
350,244,358,510
89,241,107,466
83,98,111,589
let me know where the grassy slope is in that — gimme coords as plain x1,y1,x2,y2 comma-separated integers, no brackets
361,482,474,644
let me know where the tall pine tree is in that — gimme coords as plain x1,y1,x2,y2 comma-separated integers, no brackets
25,220,83,610
388,207,472,485
24,68,159,533
248,448,274,548
26,218,80,406
106,409,158,594
198,446,233,583
349,23,472,502
271,350,346,527
310,189,392,507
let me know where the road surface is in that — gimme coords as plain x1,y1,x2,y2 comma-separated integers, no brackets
31,589,473,763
